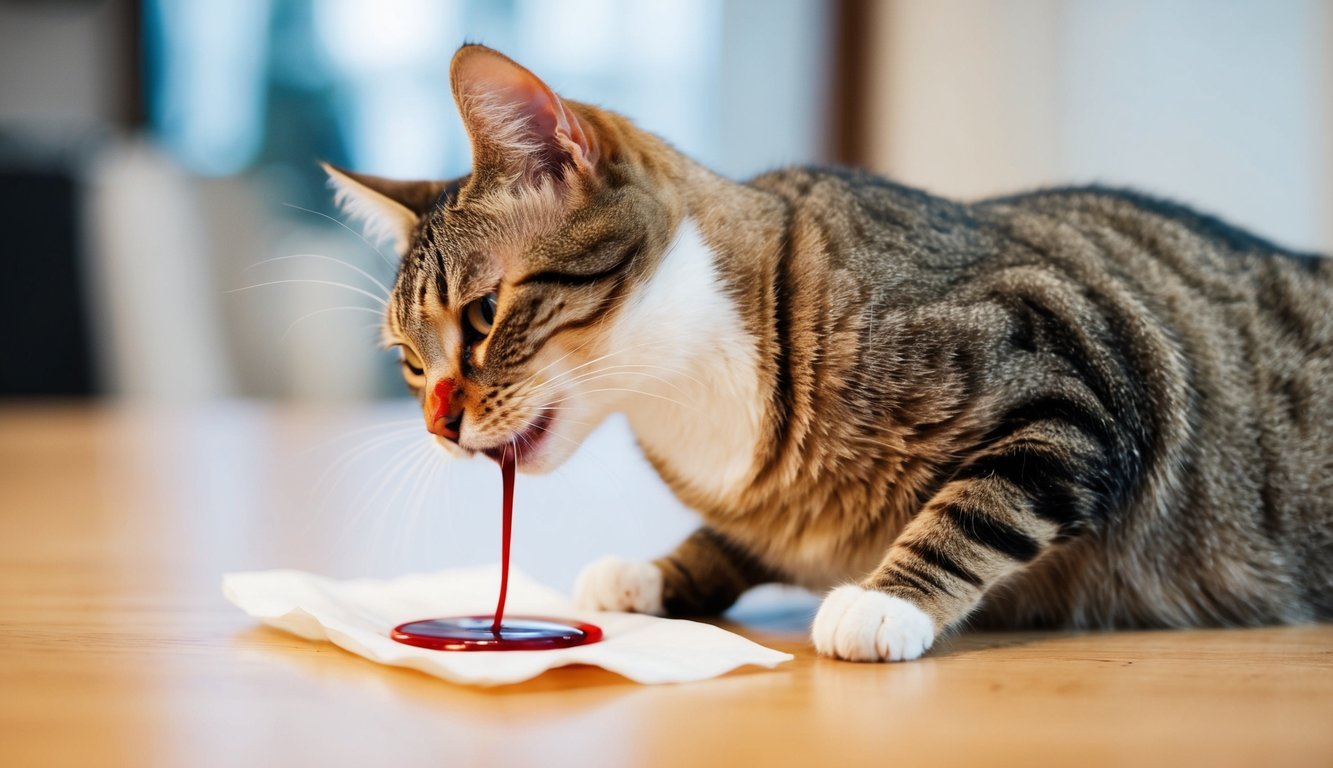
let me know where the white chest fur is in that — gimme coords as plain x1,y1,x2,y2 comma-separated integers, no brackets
608,218,764,508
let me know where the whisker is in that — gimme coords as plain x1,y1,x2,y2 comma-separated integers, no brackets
310,426,422,487
511,412,583,450
538,362,686,385
282,201,397,268
281,305,387,341
525,406,606,418
519,334,600,383
545,387,691,410
542,368,682,393
391,443,445,562
537,340,661,381
300,419,422,455
360,447,434,567
226,278,387,307
311,430,424,511
351,440,437,558
247,253,393,297
322,421,421,453
302,429,423,542
527,424,581,450
581,362,705,390
513,329,661,394
520,341,688,400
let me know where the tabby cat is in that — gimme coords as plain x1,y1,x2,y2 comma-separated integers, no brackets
326,45,1331,661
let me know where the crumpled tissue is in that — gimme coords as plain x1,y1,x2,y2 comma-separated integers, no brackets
223,565,793,686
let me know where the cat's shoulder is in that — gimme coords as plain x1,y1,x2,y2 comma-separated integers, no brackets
743,165,973,231
745,165,938,205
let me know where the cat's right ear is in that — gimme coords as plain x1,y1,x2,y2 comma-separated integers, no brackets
449,45,599,188
321,163,447,251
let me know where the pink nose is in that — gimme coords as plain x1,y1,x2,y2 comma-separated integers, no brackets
425,379,459,439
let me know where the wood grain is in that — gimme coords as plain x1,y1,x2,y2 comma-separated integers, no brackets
1,403,1330,768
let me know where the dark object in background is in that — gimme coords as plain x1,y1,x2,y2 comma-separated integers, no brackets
0,166,96,396
0,0,141,397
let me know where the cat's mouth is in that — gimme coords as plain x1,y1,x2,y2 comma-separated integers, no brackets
481,409,555,466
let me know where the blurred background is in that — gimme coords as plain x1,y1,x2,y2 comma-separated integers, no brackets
1,0,1330,585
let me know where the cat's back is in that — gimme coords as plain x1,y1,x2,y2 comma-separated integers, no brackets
755,168,1333,623
975,186,1333,429
753,169,1333,368
978,185,1331,291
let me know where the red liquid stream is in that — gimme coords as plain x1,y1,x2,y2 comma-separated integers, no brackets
390,443,603,652
491,443,515,632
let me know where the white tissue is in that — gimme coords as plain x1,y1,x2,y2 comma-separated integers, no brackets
223,566,793,686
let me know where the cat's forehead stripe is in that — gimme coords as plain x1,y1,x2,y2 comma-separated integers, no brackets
434,263,450,309
395,268,414,330
419,265,435,325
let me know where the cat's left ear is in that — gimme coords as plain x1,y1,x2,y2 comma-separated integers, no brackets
321,163,448,251
450,45,599,186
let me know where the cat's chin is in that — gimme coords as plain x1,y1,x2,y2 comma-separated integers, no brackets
431,435,471,460
433,436,563,474
483,443,570,476
432,419,571,475
475,410,568,475
435,401,601,475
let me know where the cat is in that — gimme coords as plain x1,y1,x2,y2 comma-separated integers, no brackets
325,44,1332,661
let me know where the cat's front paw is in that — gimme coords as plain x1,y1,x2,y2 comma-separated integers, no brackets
573,556,665,615
812,584,935,662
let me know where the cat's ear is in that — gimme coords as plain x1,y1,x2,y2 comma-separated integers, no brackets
321,163,447,250
449,44,599,186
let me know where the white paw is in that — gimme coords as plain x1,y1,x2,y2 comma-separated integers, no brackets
573,556,665,615
812,584,935,662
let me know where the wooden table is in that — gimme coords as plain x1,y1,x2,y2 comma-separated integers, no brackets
2,403,1331,768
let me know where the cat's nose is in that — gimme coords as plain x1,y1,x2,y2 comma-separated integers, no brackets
425,378,462,441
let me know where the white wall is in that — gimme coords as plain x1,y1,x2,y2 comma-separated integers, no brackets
867,0,1333,254
715,0,831,179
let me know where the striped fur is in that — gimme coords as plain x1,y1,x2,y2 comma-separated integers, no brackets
332,45,1333,661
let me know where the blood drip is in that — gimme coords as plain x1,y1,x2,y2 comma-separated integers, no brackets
391,443,604,651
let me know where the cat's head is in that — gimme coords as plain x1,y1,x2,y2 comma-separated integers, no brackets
325,45,690,473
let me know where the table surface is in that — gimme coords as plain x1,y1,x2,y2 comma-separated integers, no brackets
2,403,1331,768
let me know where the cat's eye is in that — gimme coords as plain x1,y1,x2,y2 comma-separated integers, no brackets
464,292,498,337
399,348,425,379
